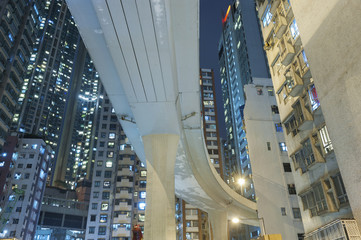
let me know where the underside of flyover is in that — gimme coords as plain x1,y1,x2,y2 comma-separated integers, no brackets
66,0,258,239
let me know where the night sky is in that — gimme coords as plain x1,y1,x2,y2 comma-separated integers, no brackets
200,0,232,138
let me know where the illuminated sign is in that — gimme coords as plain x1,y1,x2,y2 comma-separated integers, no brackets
222,5,231,24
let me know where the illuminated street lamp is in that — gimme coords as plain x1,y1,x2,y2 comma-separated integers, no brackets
230,217,267,236
237,177,246,195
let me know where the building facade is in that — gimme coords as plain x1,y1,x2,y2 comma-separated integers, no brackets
244,78,304,239
10,0,100,188
85,89,147,240
0,136,52,240
200,68,224,178
218,0,269,199
283,0,361,233
175,199,210,240
0,0,42,149
35,186,88,240
255,0,357,237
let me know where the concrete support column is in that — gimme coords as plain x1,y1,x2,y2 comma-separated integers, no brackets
143,134,179,240
209,211,228,240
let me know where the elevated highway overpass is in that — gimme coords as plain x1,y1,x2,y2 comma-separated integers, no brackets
66,0,258,239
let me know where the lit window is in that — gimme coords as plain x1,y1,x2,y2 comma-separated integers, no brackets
8,33,14,42
138,202,146,210
0,161,5,167
31,144,38,149
279,142,288,152
308,84,320,111
107,141,115,148
39,169,46,179
107,151,114,158
261,4,272,27
103,181,111,188
319,126,333,154
275,123,283,132
140,192,146,199
101,203,109,211
138,214,145,222
290,19,300,39
14,173,21,180
108,133,116,139
140,171,147,177
99,214,107,223
301,50,309,67
105,161,112,168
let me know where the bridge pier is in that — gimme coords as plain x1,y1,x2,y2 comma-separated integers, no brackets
209,211,229,240
143,134,179,240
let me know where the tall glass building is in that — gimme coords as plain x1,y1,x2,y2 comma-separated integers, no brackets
11,0,100,188
218,0,269,199
0,0,42,150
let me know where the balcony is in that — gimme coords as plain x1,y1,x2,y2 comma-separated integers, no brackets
116,181,133,188
292,99,313,131
291,136,325,172
112,228,131,238
273,10,287,39
113,214,132,223
278,35,295,66
293,51,312,84
117,169,133,176
304,219,361,240
283,66,303,97
270,0,281,15
114,202,132,211
115,192,132,199
283,99,313,136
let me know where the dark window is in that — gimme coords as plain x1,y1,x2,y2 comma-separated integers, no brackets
292,208,301,219
102,192,110,200
98,226,106,235
288,184,297,195
26,164,32,168
96,171,101,177
104,171,112,178
90,215,96,221
271,105,279,114
267,142,271,151
283,163,292,172
281,207,286,216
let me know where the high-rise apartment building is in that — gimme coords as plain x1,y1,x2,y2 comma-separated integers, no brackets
200,68,224,178
218,0,269,199
255,0,359,238
11,0,100,188
244,78,304,239
0,136,52,240
85,89,147,240
175,199,210,240
280,0,361,233
0,0,42,150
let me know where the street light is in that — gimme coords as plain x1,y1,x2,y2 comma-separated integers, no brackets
230,217,267,236
237,177,246,195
